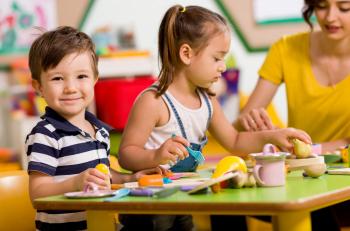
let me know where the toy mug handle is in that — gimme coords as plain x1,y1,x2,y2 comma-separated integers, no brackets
253,164,265,186
263,143,277,155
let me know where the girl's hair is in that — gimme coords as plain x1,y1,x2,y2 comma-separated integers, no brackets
302,0,321,30
29,26,98,82
157,5,229,96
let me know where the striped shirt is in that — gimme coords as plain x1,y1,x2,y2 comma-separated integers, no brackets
26,107,111,231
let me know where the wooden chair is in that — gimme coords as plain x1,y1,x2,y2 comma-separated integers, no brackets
0,170,35,231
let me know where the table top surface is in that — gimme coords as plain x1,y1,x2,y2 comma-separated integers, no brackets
34,170,350,215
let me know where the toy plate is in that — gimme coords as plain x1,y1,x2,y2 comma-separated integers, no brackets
187,172,238,195
285,156,325,170
64,190,116,198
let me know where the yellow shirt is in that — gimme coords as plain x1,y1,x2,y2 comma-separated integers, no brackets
259,32,350,143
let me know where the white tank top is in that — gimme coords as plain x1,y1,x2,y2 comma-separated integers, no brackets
144,88,212,150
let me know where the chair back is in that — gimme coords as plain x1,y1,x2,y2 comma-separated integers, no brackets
0,170,35,231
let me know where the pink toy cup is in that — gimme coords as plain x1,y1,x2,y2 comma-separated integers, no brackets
253,158,286,187
250,144,288,187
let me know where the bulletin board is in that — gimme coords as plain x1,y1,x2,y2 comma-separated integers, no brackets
0,0,57,55
0,0,94,64
215,0,311,52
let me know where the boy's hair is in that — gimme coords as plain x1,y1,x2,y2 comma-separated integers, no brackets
29,26,98,82
302,0,320,30
157,5,229,96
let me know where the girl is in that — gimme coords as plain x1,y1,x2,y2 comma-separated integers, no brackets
118,5,311,231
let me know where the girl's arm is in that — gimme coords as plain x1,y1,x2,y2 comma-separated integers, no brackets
234,78,279,131
209,97,311,155
118,91,188,171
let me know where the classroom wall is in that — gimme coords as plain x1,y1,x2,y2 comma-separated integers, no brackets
82,0,289,124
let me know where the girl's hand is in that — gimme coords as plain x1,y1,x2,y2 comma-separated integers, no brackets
156,135,190,165
238,108,274,131
75,168,110,191
270,128,312,152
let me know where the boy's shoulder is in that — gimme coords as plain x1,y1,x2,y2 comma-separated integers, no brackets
30,119,53,133
29,117,57,133
25,118,59,143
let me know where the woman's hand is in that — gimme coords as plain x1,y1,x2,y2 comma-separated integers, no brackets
237,108,275,131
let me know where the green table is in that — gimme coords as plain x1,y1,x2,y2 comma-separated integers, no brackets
34,171,350,231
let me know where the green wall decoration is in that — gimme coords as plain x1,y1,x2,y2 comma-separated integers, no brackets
214,0,311,52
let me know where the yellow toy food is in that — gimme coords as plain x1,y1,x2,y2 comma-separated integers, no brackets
292,139,312,158
95,163,110,175
340,146,349,163
211,156,247,193
95,163,111,189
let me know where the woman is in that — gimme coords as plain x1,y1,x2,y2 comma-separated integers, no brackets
215,0,350,230
235,0,350,153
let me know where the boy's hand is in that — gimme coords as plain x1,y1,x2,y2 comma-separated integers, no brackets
237,108,274,131
75,168,110,191
156,135,190,165
270,128,311,152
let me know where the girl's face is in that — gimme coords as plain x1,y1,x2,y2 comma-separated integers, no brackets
187,30,230,89
33,51,97,121
315,0,350,40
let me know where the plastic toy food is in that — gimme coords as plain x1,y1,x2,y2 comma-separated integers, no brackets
292,139,312,158
211,156,248,192
95,163,110,175
212,156,247,178
138,174,164,187
304,163,326,178
95,163,111,188
244,173,256,187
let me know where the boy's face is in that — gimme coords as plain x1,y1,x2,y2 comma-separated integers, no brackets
32,51,97,121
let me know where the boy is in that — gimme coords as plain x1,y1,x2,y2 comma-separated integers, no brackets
26,26,162,230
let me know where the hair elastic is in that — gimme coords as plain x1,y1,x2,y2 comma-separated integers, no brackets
180,7,186,13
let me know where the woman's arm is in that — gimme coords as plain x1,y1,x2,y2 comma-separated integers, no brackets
321,138,350,153
234,78,279,131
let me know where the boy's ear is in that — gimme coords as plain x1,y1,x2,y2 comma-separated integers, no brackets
32,79,42,95
179,43,193,65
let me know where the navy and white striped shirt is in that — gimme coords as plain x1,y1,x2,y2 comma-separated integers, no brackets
26,107,111,231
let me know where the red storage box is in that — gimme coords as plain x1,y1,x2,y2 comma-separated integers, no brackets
94,76,155,130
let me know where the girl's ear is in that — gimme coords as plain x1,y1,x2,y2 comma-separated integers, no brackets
32,79,42,96
94,76,99,85
179,43,193,65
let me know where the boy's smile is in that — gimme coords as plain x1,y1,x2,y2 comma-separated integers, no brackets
32,51,97,122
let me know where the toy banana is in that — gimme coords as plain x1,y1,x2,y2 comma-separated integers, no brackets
211,156,247,193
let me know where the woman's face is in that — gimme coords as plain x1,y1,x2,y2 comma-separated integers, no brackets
315,0,350,40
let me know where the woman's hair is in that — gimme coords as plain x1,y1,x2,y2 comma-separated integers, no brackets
157,5,229,96
29,26,98,82
302,0,321,30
